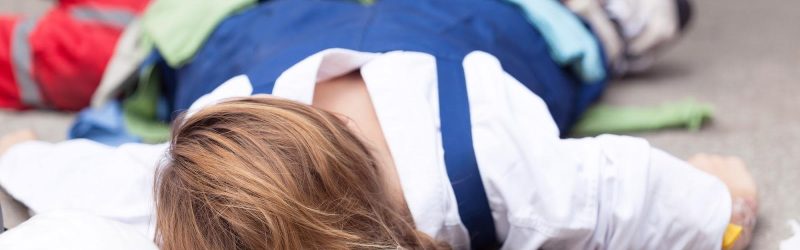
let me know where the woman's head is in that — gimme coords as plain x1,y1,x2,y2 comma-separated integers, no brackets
155,97,442,249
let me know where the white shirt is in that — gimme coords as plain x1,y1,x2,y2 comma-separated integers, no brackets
0,49,730,249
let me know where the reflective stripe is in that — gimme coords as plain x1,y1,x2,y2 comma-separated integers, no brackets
71,6,136,29
10,7,136,108
11,17,45,108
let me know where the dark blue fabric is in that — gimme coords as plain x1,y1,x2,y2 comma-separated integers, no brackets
70,0,609,146
167,0,607,133
437,57,499,249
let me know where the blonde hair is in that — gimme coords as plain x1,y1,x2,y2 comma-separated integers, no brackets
155,97,445,249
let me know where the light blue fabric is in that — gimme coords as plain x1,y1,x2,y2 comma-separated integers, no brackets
507,0,606,82
68,100,142,146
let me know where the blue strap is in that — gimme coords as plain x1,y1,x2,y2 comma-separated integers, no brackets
436,58,499,249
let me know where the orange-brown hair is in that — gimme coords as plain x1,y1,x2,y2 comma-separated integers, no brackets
155,97,444,249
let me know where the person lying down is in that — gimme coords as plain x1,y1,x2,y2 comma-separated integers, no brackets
0,0,754,249
1,50,756,249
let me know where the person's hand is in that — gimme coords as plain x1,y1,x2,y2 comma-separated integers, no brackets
0,129,37,156
688,154,757,202
688,153,757,250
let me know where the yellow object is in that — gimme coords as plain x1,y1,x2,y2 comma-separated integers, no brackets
722,224,743,250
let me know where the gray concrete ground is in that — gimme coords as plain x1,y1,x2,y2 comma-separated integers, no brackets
0,1,50,17
602,0,800,249
0,0,798,249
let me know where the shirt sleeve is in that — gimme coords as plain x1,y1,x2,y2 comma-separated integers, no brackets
463,51,730,249
587,136,731,249
0,211,158,250
0,139,167,237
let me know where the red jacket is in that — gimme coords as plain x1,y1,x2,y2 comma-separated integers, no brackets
0,0,149,111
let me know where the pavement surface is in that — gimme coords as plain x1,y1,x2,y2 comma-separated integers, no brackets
0,0,798,249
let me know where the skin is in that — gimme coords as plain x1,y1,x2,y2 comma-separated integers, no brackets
688,153,758,240
688,154,757,204
0,71,758,245
311,70,408,212
0,129,36,156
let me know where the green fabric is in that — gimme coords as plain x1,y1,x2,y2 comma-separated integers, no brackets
122,65,171,144
141,0,257,67
571,100,714,136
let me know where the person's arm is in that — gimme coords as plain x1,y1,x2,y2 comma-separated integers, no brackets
588,138,738,250
0,130,167,236
0,211,158,249
0,130,37,230
464,51,752,249
688,154,758,250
